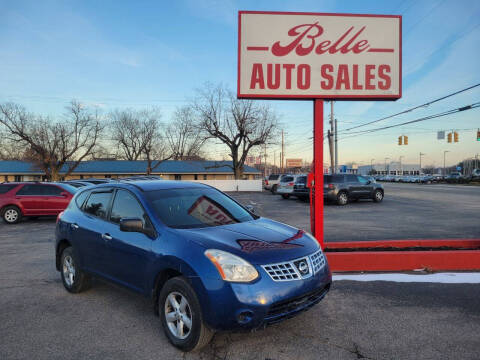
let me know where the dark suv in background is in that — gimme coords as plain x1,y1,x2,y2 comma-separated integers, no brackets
324,174,384,205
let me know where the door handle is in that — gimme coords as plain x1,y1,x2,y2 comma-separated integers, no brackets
102,233,112,241
71,223,79,230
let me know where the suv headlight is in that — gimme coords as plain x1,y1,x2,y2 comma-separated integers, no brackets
205,249,258,282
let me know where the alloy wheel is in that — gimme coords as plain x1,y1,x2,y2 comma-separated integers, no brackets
164,292,192,340
375,191,383,201
4,209,18,223
63,255,76,287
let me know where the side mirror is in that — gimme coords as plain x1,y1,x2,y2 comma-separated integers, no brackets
120,218,145,233
245,204,256,214
120,218,156,238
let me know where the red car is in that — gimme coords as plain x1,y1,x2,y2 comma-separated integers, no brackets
0,182,77,224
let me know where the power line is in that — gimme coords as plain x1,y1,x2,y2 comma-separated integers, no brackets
338,83,480,133
338,102,480,140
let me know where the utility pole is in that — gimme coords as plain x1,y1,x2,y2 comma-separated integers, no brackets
371,158,375,174
443,150,450,175
419,152,425,173
273,150,276,171
281,130,284,173
328,102,335,174
384,157,390,175
334,118,338,173
399,156,404,175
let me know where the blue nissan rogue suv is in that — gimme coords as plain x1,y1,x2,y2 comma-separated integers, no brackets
55,180,331,351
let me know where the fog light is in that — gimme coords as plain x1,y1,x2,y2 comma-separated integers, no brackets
237,310,253,324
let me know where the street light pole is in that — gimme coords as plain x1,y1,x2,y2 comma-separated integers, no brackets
384,157,390,175
419,152,425,174
443,150,450,175
371,158,375,174
399,156,404,175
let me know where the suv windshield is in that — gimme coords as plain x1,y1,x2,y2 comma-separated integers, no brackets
146,188,255,229
296,176,307,184
268,174,280,180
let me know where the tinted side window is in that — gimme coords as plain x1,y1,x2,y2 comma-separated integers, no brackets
84,192,112,219
324,175,345,183
296,176,307,183
0,185,16,194
268,175,279,180
42,185,63,196
110,190,148,225
346,174,358,183
282,176,294,182
16,184,45,195
357,176,369,184
75,190,91,208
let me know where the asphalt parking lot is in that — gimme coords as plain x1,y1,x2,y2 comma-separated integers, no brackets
241,182,480,242
1,183,479,360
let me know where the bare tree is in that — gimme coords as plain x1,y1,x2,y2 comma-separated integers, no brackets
166,106,206,160
0,101,103,181
110,109,146,161
109,108,172,174
193,84,279,179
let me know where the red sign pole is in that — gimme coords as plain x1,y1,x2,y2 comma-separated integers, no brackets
313,99,324,248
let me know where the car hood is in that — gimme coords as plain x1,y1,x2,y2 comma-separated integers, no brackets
176,218,320,264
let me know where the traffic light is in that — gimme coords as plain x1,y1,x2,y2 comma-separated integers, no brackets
398,136,402,145
454,131,459,143
448,132,452,143
404,135,408,145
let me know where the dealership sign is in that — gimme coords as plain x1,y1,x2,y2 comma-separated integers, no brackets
286,158,303,167
238,11,402,100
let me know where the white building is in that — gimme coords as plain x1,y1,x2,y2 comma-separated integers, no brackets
358,162,421,176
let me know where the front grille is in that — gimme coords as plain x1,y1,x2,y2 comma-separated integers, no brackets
262,262,300,281
310,249,326,274
262,249,326,282
265,284,331,324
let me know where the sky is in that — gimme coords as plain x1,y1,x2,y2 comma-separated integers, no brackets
1,0,479,168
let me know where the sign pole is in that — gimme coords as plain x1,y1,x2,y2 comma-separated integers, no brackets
313,99,324,248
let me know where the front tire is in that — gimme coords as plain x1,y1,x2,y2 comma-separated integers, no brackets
2,205,21,224
373,189,384,203
336,191,348,205
159,277,213,352
60,247,91,293
281,194,290,199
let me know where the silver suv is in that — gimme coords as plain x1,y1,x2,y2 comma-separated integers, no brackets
264,174,283,193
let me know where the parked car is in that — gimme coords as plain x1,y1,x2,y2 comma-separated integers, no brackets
63,181,95,188
445,172,467,183
292,175,309,200
263,174,282,193
55,180,331,351
324,174,384,205
277,174,304,199
0,182,76,224
469,169,480,182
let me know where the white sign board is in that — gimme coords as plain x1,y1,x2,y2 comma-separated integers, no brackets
238,11,402,100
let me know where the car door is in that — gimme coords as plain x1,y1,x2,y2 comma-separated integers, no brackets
41,184,69,214
14,184,47,215
345,174,361,197
104,189,154,292
356,175,374,198
72,189,114,276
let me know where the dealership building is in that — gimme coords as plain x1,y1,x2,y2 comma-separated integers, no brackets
0,160,261,182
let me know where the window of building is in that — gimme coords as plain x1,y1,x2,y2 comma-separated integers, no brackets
14,175,22,182
194,174,198,180
174,174,181,180
105,175,111,178
83,192,112,219
110,190,149,226
80,175,84,179
203,174,207,180
4,175,7,182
